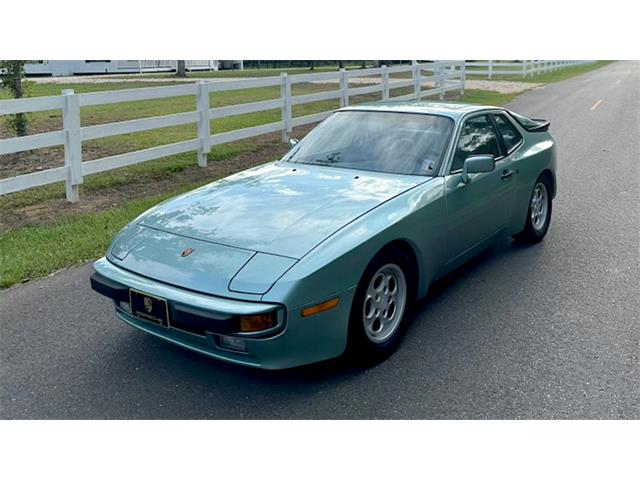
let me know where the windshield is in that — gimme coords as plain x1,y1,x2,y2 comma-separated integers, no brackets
284,111,454,176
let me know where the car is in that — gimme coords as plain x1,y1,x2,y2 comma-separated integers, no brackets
90,101,556,370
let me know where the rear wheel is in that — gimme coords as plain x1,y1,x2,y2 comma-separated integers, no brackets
347,246,414,365
514,175,552,244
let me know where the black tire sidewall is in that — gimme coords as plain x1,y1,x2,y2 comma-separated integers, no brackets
347,246,414,364
515,174,553,243
528,176,553,239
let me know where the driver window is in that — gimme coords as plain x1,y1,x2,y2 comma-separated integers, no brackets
451,115,501,172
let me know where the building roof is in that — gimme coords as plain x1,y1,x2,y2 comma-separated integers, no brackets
341,101,499,120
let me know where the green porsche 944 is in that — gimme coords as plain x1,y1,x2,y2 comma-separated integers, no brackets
91,101,556,369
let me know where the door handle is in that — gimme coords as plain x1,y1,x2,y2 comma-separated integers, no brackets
501,169,516,180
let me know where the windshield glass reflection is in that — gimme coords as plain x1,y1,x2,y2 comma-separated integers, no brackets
284,111,454,176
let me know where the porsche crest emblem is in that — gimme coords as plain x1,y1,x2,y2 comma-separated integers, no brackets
181,247,195,257
143,297,153,313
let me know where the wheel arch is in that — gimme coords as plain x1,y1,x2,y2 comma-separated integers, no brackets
539,168,556,198
371,238,424,302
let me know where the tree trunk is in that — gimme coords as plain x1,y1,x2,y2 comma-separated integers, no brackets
338,60,344,69
176,60,187,78
1,61,28,136
309,60,315,70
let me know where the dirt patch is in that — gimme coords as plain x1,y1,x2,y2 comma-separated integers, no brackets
465,79,542,94
0,147,65,179
313,76,541,94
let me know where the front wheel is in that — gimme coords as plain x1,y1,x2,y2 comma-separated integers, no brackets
513,175,552,244
347,247,414,365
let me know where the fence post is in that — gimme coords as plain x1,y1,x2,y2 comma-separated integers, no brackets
196,81,211,167
338,68,349,108
412,61,420,100
280,73,292,142
488,60,493,80
460,61,465,95
522,61,528,78
434,60,440,100
381,65,389,100
62,89,82,203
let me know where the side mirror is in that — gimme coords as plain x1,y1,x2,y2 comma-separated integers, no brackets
289,138,299,149
461,155,495,184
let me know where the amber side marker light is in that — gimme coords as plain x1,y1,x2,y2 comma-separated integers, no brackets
239,313,275,333
301,298,340,318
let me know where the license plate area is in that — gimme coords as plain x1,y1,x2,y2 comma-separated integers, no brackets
129,289,170,327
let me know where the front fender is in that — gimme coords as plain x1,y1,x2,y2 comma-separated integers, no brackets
263,177,447,311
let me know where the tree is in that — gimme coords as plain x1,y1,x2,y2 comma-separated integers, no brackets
176,60,187,78
0,60,28,136
309,60,315,71
338,60,344,69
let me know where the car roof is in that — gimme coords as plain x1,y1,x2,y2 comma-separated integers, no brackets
340,101,500,120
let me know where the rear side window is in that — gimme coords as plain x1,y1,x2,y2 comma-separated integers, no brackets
451,115,501,172
494,114,523,153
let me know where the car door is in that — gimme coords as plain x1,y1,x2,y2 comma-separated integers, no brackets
443,113,517,262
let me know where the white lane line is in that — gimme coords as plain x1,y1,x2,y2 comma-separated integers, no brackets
590,99,603,111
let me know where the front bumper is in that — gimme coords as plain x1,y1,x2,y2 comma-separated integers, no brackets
92,257,355,369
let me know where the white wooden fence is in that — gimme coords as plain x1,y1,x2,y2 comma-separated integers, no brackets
465,60,596,79
0,61,465,202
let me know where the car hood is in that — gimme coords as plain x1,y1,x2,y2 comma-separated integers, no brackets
138,162,426,259
108,225,298,297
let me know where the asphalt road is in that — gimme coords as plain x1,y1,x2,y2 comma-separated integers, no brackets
1,61,638,419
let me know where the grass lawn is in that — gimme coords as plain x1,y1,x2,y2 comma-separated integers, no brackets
465,60,612,83
1,60,611,288
0,185,194,288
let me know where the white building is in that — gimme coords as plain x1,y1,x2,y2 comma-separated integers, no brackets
24,60,243,76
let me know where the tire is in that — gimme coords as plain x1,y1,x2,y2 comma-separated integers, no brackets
513,174,553,244
346,246,415,366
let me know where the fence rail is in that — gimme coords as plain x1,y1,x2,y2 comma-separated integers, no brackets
464,60,596,79
0,60,466,202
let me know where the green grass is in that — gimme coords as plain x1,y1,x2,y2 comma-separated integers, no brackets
0,184,203,288
456,89,520,106
0,80,342,208
1,80,337,135
465,61,612,83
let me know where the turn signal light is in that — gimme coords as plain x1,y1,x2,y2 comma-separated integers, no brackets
301,298,339,318
239,313,275,332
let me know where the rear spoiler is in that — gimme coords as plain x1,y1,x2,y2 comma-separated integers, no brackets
526,119,551,132
508,111,551,132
